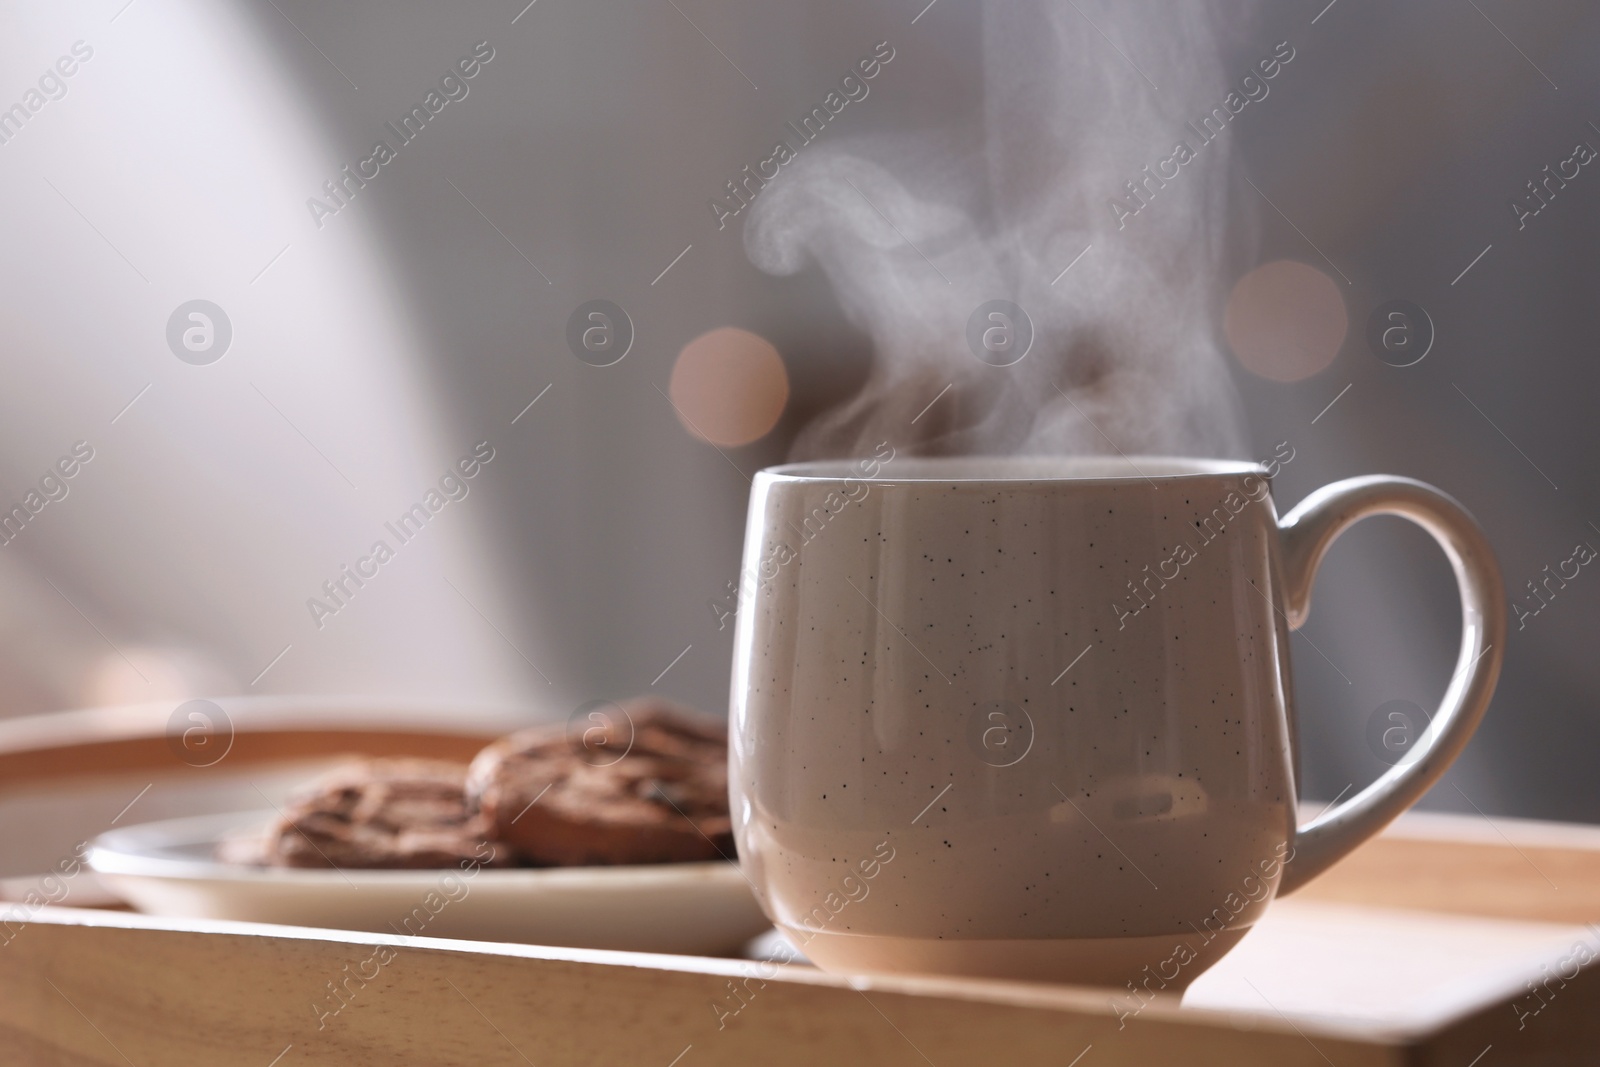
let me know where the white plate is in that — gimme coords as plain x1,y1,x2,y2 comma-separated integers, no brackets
88,811,772,956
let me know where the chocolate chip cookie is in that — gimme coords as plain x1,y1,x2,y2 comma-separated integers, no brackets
225,758,507,869
467,698,734,866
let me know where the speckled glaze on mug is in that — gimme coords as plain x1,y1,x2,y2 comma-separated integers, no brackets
729,455,1504,987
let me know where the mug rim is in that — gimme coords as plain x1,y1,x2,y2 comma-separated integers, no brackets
761,455,1271,484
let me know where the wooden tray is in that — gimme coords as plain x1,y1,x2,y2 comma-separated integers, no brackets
2,705,1596,1065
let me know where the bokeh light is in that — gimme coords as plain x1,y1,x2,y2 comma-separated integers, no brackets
1223,260,1348,382
669,328,790,447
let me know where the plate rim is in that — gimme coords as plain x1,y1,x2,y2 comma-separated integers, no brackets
88,809,748,888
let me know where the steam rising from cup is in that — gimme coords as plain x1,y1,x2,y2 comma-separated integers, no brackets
745,0,1254,461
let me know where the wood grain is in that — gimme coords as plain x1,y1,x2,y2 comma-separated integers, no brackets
1295,812,1600,926
0,701,506,792
2,908,1398,1067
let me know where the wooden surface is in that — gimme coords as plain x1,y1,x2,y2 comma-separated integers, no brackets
3,708,1599,1064
1295,810,1600,926
3,907,1398,1067
0,700,508,790
6,888,1599,1066
3,816,1597,1065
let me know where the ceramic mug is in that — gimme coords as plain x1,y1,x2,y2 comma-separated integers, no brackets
728,453,1504,986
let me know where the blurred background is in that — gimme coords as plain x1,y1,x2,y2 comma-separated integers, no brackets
0,0,1594,822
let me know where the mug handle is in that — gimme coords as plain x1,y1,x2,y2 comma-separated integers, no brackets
1274,475,1507,894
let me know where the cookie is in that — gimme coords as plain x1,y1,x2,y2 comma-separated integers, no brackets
225,758,506,869
467,698,733,866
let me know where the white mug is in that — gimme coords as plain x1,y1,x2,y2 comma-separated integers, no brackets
729,454,1504,986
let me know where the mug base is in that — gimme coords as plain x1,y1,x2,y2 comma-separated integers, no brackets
779,924,1251,989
